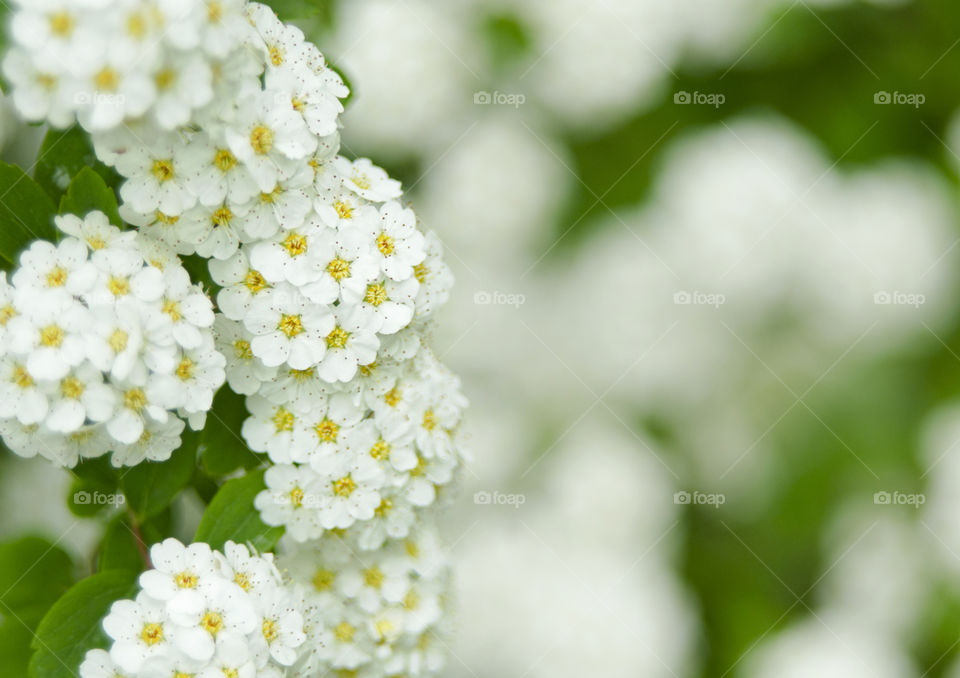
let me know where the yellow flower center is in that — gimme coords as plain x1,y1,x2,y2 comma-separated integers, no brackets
282,232,307,257
374,498,393,517
208,1,223,22
312,568,335,591
124,388,148,412
334,622,355,642
126,13,146,39
176,358,194,381
108,275,130,297
289,486,304,507
163,299,182,322
364,283,388,306
422,410,436,431
250,125,274,154
291,367,314,381
234,572,251,591
352,173,371,191
175,571,197,589
0,305,16,326
279,314,303,338
370,439,390,461
314,418,339,443
40,324,65,347
94,67,119,91
61,377,84,399
109,329,128,353
201,611,223,636
384,387,401,407
154,69,175,91
49,12,74,36
212,207,233,228
403,590,420,610
413,263,428,283
334,201,352,219
155,211,180,226
214,148,236,172
88,236,106,250
376,233,395,257
332,475,356,497
233,339,252,360
363,567,384,589
243,269,268,293
140,622,164,646
325,326,349,349
151,159,175,182
269,45,284,66
262,618,278,642
326,257,350,281
46,266,67,287
13,365,33,389
272,406,294,432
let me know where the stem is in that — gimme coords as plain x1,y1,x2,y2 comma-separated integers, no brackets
127,509,152,569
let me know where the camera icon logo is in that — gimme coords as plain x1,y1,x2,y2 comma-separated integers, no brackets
73,491,91,505
874,491,891,505
674,91,691,105
674,491,691,505
474,91,492,105
474,491,492,505
874,91,891,104
474,290,492,305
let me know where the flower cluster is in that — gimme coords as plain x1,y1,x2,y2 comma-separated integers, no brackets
80,539,306,677
252,348,467,547
3,0,253,132
0,211,223,468
280,526,452,677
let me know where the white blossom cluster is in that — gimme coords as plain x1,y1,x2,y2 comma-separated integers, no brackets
3,0,253,132
279,526,452,677
0,211,223,468
80,539,306,678
5,3,466,677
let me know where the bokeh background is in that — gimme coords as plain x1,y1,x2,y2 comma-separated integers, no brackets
7,0,960,676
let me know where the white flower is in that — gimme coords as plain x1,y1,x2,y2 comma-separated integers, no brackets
346,276,418,335
289,392,366,464
241,395,300,463
196,635,257,678
210,248,273,321
255,594,306,665
214,316,277,396
152,336,226,415
115,133,197,216
244,285,335,369
109,414,184,466
413,231,454,318
314,187,374,230
150,51,213,129
0,356,49,425
45,363,116,432
364,201,426,281
182,136,260,207
313,451,385,529
266,46,346,138
225,88,317,192
248,3,311,72
334,157,402,203
139,538,219,604
240,165,314,238
11,237,97,299
248,215,329,288
299,227,380,306
155,266,216,349
79,649,128,678
256,463,324,541
7,295,89,380
1,49,76,127
256,364,336,413
314,305,379,383
75,52,156,132
167,577,257,662
103,593,174,673
176,200,250,260
106,376,169,445
56,211,128,252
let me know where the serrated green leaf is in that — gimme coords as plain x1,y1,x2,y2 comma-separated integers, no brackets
200,387,262,477
59,167,122,227
28,570,138,678
0,537,73,627
0,163,58,268
194,469,282,552
120,432,197,521
34,126,119,202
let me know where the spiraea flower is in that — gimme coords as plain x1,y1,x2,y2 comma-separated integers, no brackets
0,211,224,467
82,538,306,678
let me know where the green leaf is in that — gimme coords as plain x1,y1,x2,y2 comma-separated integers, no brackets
0,537,74,627
200,387,262,477
120,432,197,521
97,511,171,573
59,167,122,227
34,126,119,202
0,163,58,268
194,469,282,552
0,619,34,676
67,458,121,518
28,570,138,678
